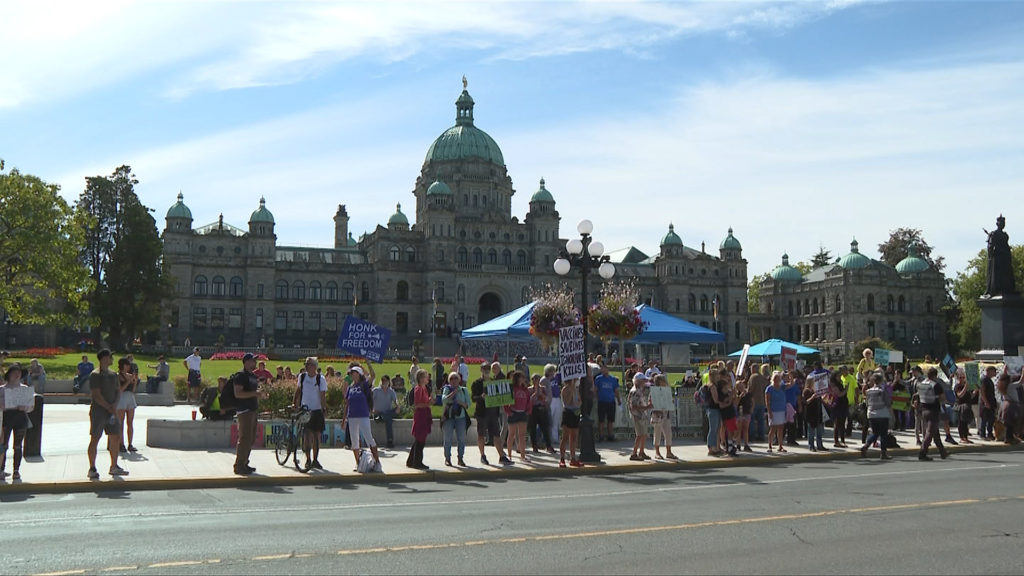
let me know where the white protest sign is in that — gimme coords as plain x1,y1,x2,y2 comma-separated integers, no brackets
736,344,751,377
649,386,674,411
4,386,35,410
1003,356,1024,379
559,324,586,381
889,350,904,364
812,372,829,395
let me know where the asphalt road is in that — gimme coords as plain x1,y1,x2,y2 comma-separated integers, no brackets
6,450,1024,575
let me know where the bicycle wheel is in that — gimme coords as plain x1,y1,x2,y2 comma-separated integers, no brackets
293,425,306,472
275,431,293,466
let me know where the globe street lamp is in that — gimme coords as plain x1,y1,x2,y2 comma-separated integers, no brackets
554,219,615,463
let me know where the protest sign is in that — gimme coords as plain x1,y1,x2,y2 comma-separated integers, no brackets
874,349,890,367
889,350,904,364
558,324,586,381
336,316,391,363
484,379,514,408
780,346,797,372
736,344,751,377
1003,356,1024,379
940,354,958,379
812,372,829,395
891,391,911,412
650,386,674,411
965,362,980,390
4,386,34,410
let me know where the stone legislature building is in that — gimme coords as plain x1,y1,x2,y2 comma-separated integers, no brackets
156,81,947,361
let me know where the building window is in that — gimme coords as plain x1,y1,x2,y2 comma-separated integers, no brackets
193,276,208,296
309,311,321,332
396,312,408,334
472,248,483,265
835,294,841,312
898,295,906,313
292,281,305,301
210,308,225,329
342,282,354,303
788,325,794,341
457,247,468,265
927,321,935,341
212,276,226,296
812,299,819,314
406,247,415,262
804,299,810,315
926,296,933,313
229,276,243,297
255,308,263,329
257,283,264,298
325,312,338,332
361,282,370,303
275,280,288,300
867,320,876,338
899,321,906,339
517,250,527,266
788,301,794,317
735,300,740,314
887,321,895,340
326,281,338,301
192,307,207,329
502,249,512,266
397,281,409,301
734,321,740,340
275,311,287,331
228,308,242,329
688,294,696,313
700,295,708,312
796,300,802,315
487,249,497,265
835,320,842,339
389,246,401,261
867,294,875,312
812,323,819,340
676,298,681,312
887,295,894,313
435,281,445,302
291,311,304,331
309,281,322,301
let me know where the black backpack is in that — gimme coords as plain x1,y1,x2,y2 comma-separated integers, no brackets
220,371,243,410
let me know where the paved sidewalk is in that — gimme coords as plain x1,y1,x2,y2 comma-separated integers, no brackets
2,404,1019,494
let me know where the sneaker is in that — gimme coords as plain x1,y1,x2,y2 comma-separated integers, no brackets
570,459,583,467
817,445,828,452
109,466,129,476
559,459,567,468
945,436,958,445
127,445,138,453
12,471,20,480
480,455,490,466
88,467,100,480
234,467,253,475
499,456,513,465
918,454,933,461
311,460,323,470
457,459,466,467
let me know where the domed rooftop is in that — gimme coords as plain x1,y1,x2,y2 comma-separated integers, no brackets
426,179,452,196
348,232,358,247
166,192,192,220
720,227,742,250
837,239,871,270
895,244,930,274
770,253,803,283
388,203,409,226
661,223,683,246
530,178,555,203
248,197,274,224
424,78,505,166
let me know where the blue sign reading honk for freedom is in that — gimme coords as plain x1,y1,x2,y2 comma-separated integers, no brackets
337,316,391,363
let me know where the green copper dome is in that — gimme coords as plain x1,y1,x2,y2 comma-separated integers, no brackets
838,239,871,270
530,178,555,203
661,223,683,246
720,227,742,250
895,244,930,274
348,232,358,247
249,197,275,224
166,192,192,220
426,179,453,196
388,203,409,226
770,253,803,283
424,83,505,166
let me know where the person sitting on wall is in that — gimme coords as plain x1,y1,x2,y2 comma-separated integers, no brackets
199,377,236,421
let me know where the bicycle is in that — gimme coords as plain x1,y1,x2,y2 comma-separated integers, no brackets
275,405,311,472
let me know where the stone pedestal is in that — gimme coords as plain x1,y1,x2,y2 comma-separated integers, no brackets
976,295,1024,361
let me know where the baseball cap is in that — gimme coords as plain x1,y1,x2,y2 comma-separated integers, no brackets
242,353,256,362
349,366,364,376
632,372,649,385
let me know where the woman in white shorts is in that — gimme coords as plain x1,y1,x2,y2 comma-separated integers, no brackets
116,357,139,453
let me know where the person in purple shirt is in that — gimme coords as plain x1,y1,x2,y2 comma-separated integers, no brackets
345,364,380,472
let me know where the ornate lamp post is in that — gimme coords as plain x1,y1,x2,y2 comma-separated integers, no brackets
554,219,615,463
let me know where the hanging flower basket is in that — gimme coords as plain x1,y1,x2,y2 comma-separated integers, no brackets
587,279,647,342
529,284,579,351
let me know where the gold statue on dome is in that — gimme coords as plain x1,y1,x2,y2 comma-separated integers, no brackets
462,75,468,90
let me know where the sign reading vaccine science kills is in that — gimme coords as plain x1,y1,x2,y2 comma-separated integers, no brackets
337,316,391,363
559,324,586,381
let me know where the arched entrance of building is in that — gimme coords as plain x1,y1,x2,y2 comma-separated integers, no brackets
478,292,503,324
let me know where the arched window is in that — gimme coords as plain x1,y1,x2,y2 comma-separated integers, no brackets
812,298,819,314
867,294,875,312
472,248,483,265
458,284,466,303
835,294,842,312
275,280,288,300
804,299,810,315
292,281,305,301
396,281,409,301
898,295,906,313
502,249,512,266
926,296,933,313
361,282,370,303
405,247,415,262
789,301,795,317
700,295,709,312
309,281,322,301
487,249,497,265
517,250,527,266
193,275,208,296
457,247,468,265
211,276,226,296
389,246,401,261
342,282,354,303
887,295,895,313
229,276,243,297
325,281,338,301
688,294,696,313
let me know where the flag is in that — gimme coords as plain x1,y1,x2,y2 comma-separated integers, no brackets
712,295,719,321
432,287,437,314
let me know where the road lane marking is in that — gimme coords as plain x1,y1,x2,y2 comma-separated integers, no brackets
10,461,1020,529
34,571,86,576
146,560,202,568
100,567,138,572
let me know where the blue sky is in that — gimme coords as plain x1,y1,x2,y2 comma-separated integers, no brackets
2,0,1022,278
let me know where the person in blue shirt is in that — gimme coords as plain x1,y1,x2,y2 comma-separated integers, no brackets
785,370,803,446
594,364,621,442
74,355,94,393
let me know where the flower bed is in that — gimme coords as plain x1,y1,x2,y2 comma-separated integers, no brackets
14,347,72,359
209,351,269,361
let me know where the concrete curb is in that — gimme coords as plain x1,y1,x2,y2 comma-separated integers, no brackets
2,441,1019,496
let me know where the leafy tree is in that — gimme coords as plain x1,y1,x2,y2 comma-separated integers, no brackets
0,161,92,324
747,272,769,313
792,261,813,275
949,246,1024,352
810,246,832,268
77,165,171,350
877,228,945,272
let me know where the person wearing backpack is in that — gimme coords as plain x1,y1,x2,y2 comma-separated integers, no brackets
294,357,327,471
232,353,264,476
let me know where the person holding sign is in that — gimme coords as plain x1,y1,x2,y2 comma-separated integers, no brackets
1,363,33,481
559,378,583,467
345,365,380,472
651,374,677,459
802,379,827,452
504,371,533,463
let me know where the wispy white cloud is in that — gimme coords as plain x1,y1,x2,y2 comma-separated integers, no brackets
1,0,861,107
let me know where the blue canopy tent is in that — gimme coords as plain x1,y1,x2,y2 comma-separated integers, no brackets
460,301,536,342
728,338,820,357
626,304,725,344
